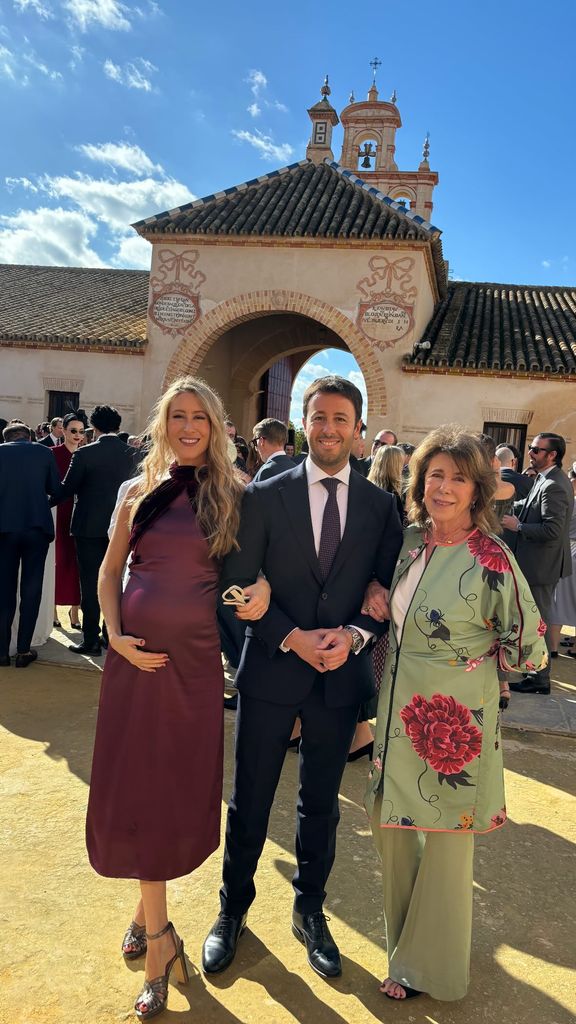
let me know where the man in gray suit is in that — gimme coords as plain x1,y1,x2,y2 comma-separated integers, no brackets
252,418,296,482
502,432,573,694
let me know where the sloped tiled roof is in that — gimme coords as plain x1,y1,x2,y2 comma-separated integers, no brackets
133,158,441,239
0,264,149,349
407,282,576,375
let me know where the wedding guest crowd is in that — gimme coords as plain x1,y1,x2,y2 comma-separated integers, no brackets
1,385,575,1016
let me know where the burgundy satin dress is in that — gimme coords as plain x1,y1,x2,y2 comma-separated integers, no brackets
52,444,81,605
86,490,224,880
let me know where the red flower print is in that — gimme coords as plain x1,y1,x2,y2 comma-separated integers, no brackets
400,693,482,775
467,533,511,574
537,619,547,637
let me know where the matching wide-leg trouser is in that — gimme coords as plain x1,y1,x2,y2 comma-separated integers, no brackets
371,795,474,1002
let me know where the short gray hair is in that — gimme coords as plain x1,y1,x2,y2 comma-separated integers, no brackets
496,446,514,467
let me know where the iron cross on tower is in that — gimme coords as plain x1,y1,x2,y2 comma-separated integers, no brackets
369,57,382,81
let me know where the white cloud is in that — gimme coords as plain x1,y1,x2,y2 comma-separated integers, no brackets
111,232,151,269
2,166,194,268
0,44,18,80
347,370,368,417
541,259,551,268
5,176,40,192
23,50,62,79
13,0,54,17
77,141,163,176
69,44,84,69
64,0,131,32
0,206,106,266
246,68,266,97
38,173,192,231
231,129,294,164
103,56,157,91
244,68,288,115
290,359,332,422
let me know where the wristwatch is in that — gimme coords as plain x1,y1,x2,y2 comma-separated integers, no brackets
343,625,364,654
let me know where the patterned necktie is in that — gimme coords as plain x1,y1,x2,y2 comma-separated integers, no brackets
318,477,341,580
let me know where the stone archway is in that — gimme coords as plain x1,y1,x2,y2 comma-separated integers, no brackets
164,290,387,430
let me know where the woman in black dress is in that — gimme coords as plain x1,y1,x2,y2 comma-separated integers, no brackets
87,377,270,1020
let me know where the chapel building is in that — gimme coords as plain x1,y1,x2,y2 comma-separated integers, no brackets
2,72,576,462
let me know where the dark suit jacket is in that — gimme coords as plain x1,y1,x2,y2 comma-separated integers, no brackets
513,466,573,585
349,455,369,477
0,439,61,537
56,435,139,537
253,453,296,483
39,434,58,447
221,461,403,708
501,467,534,499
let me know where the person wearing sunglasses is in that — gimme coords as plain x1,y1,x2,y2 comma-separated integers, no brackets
502,432,573,694
51,413,85,629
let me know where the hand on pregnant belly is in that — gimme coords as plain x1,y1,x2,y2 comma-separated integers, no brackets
109,633,170,673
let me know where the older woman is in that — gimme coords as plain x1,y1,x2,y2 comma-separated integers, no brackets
86,378,270,1020
363,426,547,1002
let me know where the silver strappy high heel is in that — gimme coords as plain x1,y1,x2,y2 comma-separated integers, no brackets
134,921,189,1020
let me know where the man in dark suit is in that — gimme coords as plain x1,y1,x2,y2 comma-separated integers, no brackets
358,427,397,477
502,432,573,694
0,422,62,667
252,417,296,482
39,417,64,447
54,405,138,655
202,376,403,979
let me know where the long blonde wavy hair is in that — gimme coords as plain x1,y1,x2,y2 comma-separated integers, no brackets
129,377,243,559
368,444,405,497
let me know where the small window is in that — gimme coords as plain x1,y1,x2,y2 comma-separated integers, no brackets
483,422,527,470
48,390,80,419
314,122,327,144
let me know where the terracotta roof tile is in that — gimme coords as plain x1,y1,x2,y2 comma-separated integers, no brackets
409,282,576,374
0,264,149,348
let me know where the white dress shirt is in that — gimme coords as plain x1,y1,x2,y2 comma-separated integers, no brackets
279,457,372,652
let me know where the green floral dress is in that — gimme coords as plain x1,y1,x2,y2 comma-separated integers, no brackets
365,526,548,834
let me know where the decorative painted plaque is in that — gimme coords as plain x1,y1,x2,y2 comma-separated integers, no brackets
150,287,199,331
149,249,206,338
356,255,418,350
357,299,413,345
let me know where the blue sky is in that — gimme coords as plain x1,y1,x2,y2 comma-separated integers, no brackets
1,0,575,421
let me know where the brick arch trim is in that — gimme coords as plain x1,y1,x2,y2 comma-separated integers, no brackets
163,290,387,415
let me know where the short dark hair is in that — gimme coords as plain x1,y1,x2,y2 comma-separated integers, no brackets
117,431,130,443
302,375,363,423
536,432,566,467
90,405,121,433
3,422,32,442
253,417,288,447
62,412,84,430
397,442,416,455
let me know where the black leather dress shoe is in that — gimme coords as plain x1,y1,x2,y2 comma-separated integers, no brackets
509,676,551,695
15,651,38,669
202,912,247,974
69,642,102,656
223,693,238,711
0,655,10,667
292,910,342,978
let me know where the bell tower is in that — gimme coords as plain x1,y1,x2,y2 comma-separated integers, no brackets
338,59,439,219
306,76,339,164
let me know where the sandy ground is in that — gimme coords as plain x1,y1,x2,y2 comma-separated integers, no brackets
1,662,575,1024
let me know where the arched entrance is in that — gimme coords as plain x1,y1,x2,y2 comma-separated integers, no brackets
164,290,386,436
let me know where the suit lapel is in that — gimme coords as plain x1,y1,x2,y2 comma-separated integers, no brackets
279,463,323,585
519,475,543,520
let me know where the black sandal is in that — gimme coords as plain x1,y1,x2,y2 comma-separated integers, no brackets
134,921,189,1020
382,980,422,999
